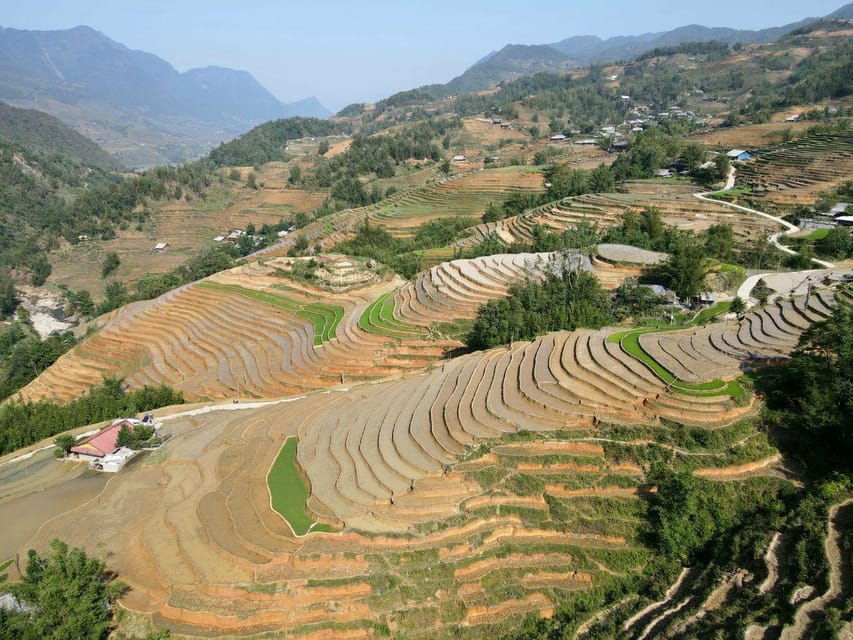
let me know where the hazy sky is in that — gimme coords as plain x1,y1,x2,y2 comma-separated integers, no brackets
2,0,846,110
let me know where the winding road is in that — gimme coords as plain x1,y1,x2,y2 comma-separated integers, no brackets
694,166,835,302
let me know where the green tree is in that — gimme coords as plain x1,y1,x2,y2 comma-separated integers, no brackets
545,164,588,200
652,237,708,301
246,172,258,189
8,539,125,640
466,269,611,350
704,223,735,261
482,202,504,223
65,289,94,318
228,168,241,181
532,151,549,166
98,280,128,314
30,255,51,286
317,140,330,155
752,278,773,305
101,252,120,279
288,164,302,185
815,227,852,258
681,142,707,172
563,220,601,252
639,207,664,240
729,296,746,318
0,274,18,317
439,159,452,175
763,306,853,465
53,434,75,457
714,153,731,180
587,164,615,193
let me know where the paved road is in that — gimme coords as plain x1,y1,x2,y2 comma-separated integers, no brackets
694,168,834,269
694,167,835,301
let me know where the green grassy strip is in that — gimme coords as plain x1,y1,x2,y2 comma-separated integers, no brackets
803,228,830,240
197,282,343,345
692,301,732,325
716,263,746,274
267,438,332,535
0,558,12,574
610,328,744,397
359,290,424,338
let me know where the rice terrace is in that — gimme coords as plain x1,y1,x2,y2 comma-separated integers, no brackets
0,3,852,640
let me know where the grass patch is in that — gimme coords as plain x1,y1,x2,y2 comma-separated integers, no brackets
268,437,333,535
197,281,343,345
802,228,830,240
604,301,746,397
691,301,732,325
359,290,425,338
609,328,744,398
716,262,746,274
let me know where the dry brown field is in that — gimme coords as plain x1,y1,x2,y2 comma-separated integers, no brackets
48,167,325,297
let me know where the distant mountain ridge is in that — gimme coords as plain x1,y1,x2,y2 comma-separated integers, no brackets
443,2,853,94
0,25,330,166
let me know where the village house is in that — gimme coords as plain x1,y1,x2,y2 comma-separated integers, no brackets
67,417,159,472
829,202,850,217
68,419,141,472
726,149,752,161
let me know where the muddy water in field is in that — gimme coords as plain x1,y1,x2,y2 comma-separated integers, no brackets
0,451,109,562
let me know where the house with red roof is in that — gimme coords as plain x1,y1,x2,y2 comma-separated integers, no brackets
69,419,132,461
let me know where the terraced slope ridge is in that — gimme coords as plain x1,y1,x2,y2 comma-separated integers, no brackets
296,288,838,533
16,252,597,404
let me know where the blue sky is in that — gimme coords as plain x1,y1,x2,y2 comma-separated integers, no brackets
3,0,846,110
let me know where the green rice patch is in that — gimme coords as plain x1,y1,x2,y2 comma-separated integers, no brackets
197,281,343,345
268,438,333,535
359,290,425,338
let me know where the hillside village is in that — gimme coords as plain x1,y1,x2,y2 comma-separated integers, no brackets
0,5,852,640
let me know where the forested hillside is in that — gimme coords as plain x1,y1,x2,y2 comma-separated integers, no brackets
0,102,121,171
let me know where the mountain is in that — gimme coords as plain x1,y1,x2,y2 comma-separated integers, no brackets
0,101,121,171
828,1,853,17
0,26,329,167
280,96,332,119
444,44,574,95
442,3,851,95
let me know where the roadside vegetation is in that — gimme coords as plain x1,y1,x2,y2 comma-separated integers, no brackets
0,377,183,455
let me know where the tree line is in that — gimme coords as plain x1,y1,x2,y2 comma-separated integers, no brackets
0,377,183,455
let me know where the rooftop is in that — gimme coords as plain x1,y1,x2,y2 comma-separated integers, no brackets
69,419,133,458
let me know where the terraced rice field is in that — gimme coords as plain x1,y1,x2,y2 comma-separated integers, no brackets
15,261,457,404
197,282,344,346
3,284,838,638
268,437,333,535
736,130,853,206
457,182,781,255
296,287,838,533
259,166,548,257
368,167,544,236
16,253,581,405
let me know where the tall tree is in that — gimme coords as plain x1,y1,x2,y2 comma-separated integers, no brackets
652,237,708,301
8,539,125,640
